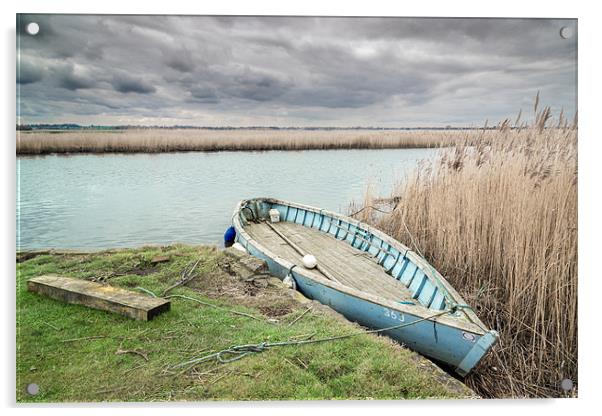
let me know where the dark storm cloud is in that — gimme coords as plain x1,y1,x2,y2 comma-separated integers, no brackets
164,48,195,73
55,64,98,91
16,14,577,126
189,85,219,103
17,61,43,84
111,74,156,94
222,68,292,102
59,74,96,91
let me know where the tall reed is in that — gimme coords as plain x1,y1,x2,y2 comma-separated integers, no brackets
17,128,473,155
351,106,577,398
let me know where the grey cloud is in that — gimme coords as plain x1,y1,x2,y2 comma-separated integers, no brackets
16,14,577,126
225,68,291,102
165,53,195,73
59,75,96,91
56,68,98,91
17,61,44,84
189,85,219,103
112,74,156,94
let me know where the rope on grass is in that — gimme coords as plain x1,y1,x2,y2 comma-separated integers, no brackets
169,309,452,370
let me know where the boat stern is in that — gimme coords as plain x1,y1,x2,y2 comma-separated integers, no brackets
455,330,499,376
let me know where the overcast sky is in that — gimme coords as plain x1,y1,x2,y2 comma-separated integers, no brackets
17,15,577,127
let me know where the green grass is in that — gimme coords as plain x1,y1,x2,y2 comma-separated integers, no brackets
16,245,472,402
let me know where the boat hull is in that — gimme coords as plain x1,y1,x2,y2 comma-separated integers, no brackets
233,198,498,376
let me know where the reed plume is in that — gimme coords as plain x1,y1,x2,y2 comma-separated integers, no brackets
351,101,577,398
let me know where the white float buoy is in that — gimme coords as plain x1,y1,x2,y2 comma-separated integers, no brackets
302,254,317,269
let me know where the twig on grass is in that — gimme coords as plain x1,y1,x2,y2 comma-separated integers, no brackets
160,258,202,297
288,306,312,327
135,287,267,323
61,335,106,343
42,321,60,331
115,348,149,361
123,362,147,375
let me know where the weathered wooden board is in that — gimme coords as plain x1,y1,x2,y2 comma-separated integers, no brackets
27,275,170,321
150,255,170,264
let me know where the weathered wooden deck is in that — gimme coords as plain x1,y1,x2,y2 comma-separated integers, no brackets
245,221,415,304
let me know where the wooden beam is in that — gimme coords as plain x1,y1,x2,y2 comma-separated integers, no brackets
150,255,170,265
27,275,170,321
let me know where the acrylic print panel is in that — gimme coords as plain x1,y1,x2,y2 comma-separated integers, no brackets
16,14,577,401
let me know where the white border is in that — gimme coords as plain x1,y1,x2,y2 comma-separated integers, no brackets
2,1,599,415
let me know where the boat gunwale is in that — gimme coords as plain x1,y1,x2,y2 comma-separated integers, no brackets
233,197,487,335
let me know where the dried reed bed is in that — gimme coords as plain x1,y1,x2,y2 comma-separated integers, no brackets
351,105,577,398
17,128,471,155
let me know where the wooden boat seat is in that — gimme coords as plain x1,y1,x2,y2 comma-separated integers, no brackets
245,221,416,304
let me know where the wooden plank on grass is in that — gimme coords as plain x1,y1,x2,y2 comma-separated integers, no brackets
27,275,170,321
150,255,170,264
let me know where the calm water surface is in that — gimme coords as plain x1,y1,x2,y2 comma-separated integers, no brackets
17,148,438,250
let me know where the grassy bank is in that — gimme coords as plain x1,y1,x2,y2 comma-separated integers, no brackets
16,245,472,402
350,105,577,398
16,128,469,155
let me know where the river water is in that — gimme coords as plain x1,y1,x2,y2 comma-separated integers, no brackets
16,148,439,250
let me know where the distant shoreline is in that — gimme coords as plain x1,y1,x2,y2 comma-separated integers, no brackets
16,128,472,155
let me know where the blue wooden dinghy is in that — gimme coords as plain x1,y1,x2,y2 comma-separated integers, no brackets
232,197,498,376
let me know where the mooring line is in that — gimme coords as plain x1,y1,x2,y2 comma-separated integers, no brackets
169,309,451,370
